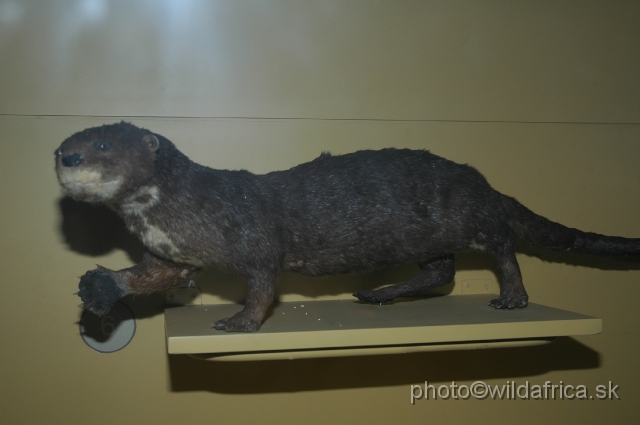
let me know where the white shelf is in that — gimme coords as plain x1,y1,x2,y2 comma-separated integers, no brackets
164,294,601,361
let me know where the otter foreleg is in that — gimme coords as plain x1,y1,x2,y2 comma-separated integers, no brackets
213,270,277,332
78,252,201,315
353,254,455,303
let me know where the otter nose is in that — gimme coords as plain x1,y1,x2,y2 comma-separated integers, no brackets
61,153,84,167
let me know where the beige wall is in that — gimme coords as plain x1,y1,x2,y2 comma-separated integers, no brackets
1,1,639,424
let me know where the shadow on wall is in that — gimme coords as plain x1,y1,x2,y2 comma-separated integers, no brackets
59,197,144,262
60,198,167,320
167,337,598,394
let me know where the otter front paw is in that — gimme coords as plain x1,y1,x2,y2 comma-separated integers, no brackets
78,268,124,315
212,313,261,332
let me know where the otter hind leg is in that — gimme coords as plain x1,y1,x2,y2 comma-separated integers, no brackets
488,238,529,309
353,254,455,303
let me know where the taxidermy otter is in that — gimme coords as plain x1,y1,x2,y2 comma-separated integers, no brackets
55,122,640,332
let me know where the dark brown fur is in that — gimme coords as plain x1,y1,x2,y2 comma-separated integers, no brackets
55,122,640,332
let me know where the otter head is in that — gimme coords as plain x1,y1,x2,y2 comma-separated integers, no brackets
55,122,160,204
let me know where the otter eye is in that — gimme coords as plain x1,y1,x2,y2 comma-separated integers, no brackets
93,139,112,152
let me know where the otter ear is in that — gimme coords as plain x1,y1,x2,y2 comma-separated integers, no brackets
142,134,159,152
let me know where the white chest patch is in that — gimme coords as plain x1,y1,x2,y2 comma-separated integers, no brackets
468,241,486,251
121,186,206,267
121,186,179,253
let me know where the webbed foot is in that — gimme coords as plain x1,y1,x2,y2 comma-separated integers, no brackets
352,289,394,304
78,267,124,315
212,311,261,332
488,294,528,309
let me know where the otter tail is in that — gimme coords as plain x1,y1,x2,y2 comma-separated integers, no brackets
500,193,640,256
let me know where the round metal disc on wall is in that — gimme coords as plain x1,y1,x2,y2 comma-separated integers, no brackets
79,301,136,353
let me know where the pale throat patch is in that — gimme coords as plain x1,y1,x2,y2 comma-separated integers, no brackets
58,169,123,201
121,185,161,215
